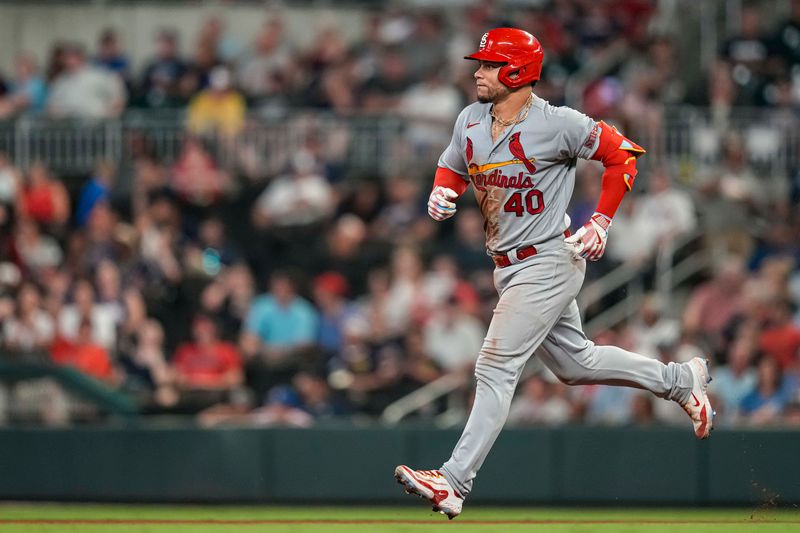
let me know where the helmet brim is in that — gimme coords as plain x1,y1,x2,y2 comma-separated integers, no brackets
464,50,509,64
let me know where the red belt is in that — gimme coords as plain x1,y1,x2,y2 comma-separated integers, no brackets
491,229,572,268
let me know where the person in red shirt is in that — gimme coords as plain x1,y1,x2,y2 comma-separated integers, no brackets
51,319,115,383
172,314,243,392
759,300,800,371
20,162,70,227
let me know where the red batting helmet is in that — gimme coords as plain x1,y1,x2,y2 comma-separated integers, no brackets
465,28,544,88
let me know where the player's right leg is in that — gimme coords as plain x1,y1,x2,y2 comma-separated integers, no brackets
395,246,585,516
535,300,714,438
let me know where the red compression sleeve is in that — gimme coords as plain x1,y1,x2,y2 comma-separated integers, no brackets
594,172,629,219
589,121,646,219
434,167,469,196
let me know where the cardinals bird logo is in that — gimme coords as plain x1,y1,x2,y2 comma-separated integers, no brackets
466,137,474,164
508,132,537,175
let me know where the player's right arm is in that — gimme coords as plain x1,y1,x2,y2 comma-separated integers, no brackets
428,108,472,221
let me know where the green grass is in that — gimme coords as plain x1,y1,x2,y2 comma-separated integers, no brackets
1,504,799,532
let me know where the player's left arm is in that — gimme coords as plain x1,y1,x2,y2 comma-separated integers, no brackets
565,120,646,261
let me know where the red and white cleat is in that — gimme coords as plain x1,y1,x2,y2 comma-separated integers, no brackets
681,357,715,439
394,465,463,519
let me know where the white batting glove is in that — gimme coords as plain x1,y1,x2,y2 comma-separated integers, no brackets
427,186,458,221
565,213,612,261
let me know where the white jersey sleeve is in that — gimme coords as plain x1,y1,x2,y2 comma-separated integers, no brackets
437,108,470,176
555,106,600,161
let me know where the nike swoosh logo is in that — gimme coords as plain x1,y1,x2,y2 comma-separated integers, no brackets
467,122,481,129
691,392,700,407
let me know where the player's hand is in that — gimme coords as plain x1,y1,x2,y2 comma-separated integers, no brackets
427,186,458,221
565,213,612,261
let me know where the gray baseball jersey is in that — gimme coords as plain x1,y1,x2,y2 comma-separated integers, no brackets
433,93,698,499
438,95,600,254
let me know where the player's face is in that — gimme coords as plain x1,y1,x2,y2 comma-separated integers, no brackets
474,61,511,103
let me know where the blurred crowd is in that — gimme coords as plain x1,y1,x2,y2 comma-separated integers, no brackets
0,0,799,428
0,1,798,129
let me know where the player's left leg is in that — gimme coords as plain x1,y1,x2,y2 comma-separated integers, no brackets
534,299,714,438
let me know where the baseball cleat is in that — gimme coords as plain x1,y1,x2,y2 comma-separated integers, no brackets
681,357,715,439
394,465,463,519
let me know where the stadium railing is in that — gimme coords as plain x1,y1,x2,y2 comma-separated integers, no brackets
0,106,795,180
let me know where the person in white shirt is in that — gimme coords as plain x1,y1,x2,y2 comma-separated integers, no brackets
252,150,333,229
47,43,126,119
423,296,485,373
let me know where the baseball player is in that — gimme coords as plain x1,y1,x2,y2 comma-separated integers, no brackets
394,28,714,519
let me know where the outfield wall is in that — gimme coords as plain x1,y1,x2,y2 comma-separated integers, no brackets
0,426,797,505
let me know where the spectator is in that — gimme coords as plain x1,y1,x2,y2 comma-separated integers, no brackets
80,202,126,275
384,246,428,335
197,15,241,64
356,268,395,343
740,357,793,425
173,314,243,395
636,168,697,250
116,288,149,359
135,193,183,286
47,42,126,118
3,281,54,354
139,29,187,108
240,271,320,393
186,66,246,137
118,318,178,409
188,37,221,91
238,17,291,101
508,375,573,426
403,12,448,81
0,153,20,219
400,329,443,392
170,137,231,206
58,278,119,350
683,258,747,346
421,254,472,310
360,49,412,111
718,5,777,106
312,271,355,357
0,53,47,118
337,179,385,227
12,217,63,276
199,262,255,341
327,314,404,415
713,335,758,416
299,25,350,109
184,216,241,278
630,393,656,426
251,150,333,229
290,371,350,419
696,134,764,251
94,28,130,81
373,177,422,241
441,208,492,275
51,318,115,383
45,43,67,84
94,259,123,312
398,65,462,156
759,300,800,371
309,215,385,295
75,161,115,227
629,294,681,358
423,295,484,374
19,162,70,228
774,0,800,68
583,381,637,426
